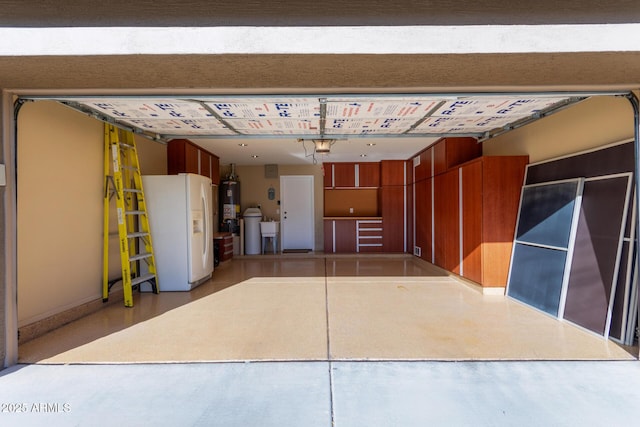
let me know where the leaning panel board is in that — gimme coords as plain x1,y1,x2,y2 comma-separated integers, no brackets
507,178,583,317
562,174,632,336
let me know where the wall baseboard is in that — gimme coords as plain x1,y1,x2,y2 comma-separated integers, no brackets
18,290,124,345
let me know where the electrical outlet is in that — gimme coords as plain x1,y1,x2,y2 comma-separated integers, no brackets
349,207,354,213
414,246,422,256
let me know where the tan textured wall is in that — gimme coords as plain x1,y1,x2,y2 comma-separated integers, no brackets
482,95,635,162
230,163,325,251
17,101,166,326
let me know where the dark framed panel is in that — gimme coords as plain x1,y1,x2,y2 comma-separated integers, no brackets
563,174,632,336
507,178,584,317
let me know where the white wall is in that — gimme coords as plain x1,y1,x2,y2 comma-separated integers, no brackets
17,101,166,327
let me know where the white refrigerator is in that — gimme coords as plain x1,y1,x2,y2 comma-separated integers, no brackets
142,173,214,291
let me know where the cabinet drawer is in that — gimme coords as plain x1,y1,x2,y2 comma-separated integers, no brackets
357,220,383,252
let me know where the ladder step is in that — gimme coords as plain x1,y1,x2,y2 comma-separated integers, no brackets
123,188,142,194
128,231,149,239
131,274,156,286
119,142,135,149
129,252,152,262
125,210,146,215
121,165,138,171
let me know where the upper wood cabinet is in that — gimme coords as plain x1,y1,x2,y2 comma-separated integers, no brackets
168,139,220,184
323,162,380,188
380,160,407,186
412,137,481,183
412,146,433,183
433,137,482,176
333,163,356,187
358,162,381,187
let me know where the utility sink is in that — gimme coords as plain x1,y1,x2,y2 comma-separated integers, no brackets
260,221,280,235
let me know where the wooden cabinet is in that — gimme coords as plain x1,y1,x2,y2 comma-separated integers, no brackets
380,186,405,252
433,137,482,176
214,232,234,262
381,160,407,186
358,162,380,187
199,150,211,180
459,156,528,287
324,218,384,253
413,146,433,183
324,219,356,253
333,163,356,187
323,162,380,188
168,139,220,184
434,169,460,274
412,137,481,183
414,178,432,262
357,219,383,252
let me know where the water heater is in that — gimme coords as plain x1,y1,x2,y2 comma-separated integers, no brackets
220,180,240,233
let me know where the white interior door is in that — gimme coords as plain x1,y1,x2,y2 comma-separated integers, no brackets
280,175,314,251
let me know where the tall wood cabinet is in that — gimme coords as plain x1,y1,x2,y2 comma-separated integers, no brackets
459,156,528,287
433,168,460,274
168,139,220,184
380,160,408,253
429,156,527,286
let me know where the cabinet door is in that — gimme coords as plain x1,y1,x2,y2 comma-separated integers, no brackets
324,220,335,253
461,161,483,284
434,137,482,175
381,186,405,252
323,219,357,253
333,163,356,187
183,142,199,174
434,169,460,273
334,220,357,253
323,163,333,188
200,150,212,179
381,160,406,186
414,178,432,262
358,162,380,187
414,147,433,182
211,155,220,185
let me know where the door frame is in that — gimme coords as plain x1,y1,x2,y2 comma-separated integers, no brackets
280,175,315,251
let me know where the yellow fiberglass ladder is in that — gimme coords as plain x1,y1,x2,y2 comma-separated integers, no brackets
103,124,158,307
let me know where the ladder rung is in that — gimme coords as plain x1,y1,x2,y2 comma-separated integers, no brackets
124,188,142,194
131,274,156,286
129,252,152,262
125,210,146,215
128,232,149,239
119,142,135,149
121,165,138,171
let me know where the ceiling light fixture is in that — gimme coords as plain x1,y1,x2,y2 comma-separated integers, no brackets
298,138,339,164
238,143,248,147
366,143,376,147
251,154,259,158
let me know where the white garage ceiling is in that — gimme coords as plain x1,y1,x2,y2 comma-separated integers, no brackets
26,93,591,164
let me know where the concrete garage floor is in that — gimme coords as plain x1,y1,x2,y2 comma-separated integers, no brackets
3,255,639,426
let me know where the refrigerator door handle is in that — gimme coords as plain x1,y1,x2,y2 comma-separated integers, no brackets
202,186,210,260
